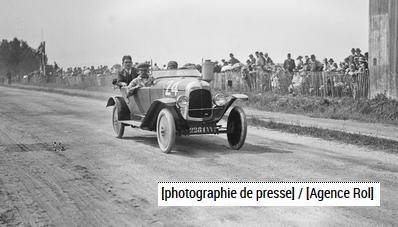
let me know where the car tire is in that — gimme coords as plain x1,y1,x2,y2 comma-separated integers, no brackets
112,105,125,138
156,108,176,153
227,106,247,150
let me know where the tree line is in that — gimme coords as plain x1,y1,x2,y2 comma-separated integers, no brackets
0,38,40,77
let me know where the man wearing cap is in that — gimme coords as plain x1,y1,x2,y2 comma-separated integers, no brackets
249,54,256,65
283,53,296,73
310,54,322,72
229,53,240,65
117,55,138,86
355,48,364,57
126,63,154,99
255,52,265,69
348,48,356,65
264,53,274,65
328,58,337,71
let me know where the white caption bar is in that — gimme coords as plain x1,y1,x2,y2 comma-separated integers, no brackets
158,182,380,206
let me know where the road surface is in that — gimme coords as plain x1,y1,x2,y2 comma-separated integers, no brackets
0,86,396,226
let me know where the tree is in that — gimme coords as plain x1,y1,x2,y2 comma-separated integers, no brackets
0,38,40,78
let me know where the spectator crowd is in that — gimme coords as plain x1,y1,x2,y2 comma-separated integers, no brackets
215,47,368,74
214,48,369,97
17,47,369,98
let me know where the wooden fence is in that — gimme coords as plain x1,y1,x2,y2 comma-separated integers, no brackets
11,69,369,98
17,73,114,89
211,70,369,98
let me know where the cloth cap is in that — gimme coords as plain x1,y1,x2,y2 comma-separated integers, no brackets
167,61,178,68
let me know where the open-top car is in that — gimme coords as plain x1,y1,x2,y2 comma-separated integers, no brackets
106,61,248,153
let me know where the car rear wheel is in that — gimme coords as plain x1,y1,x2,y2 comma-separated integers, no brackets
227,106,247,150
112,105,125,138
156,108,176,153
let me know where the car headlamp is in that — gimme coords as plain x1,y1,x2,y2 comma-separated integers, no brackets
213,93,227,106
176,95,189,108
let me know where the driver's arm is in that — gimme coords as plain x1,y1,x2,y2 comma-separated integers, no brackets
126,78,141,97
144,77,154,86
127,77,144,89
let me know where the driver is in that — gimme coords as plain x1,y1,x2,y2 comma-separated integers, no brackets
126,63,154,99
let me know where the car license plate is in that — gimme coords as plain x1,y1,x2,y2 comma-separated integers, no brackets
189,126,217,134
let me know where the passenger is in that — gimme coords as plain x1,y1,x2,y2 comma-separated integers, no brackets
126,63,154,99
116,55,138,86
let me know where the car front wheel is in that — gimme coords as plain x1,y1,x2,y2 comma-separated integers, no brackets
227,106,247,150
156,108,176,153
112,105,125,138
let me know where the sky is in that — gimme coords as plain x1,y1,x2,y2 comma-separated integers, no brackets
0,0,369,68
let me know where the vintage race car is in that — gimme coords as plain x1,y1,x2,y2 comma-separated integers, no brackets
106,63,248,153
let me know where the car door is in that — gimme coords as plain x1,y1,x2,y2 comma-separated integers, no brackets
134,87,151,114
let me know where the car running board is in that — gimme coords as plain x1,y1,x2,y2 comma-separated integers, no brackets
119,120,141,128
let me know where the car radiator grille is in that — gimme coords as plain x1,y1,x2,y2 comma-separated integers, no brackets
188,89,212,118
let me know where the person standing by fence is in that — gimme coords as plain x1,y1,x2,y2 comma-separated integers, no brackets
308,55,323,95
264,53,274,65
255,52,265,68
346,63,359,99
254,52,267,92
249,54,256,65
283,53,296,73
283,53,296,90
296,56,304,70
229,53,240,65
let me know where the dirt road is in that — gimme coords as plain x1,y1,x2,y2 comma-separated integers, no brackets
0,86,397,226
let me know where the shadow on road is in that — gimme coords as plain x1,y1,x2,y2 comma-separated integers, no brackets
121,135,292,158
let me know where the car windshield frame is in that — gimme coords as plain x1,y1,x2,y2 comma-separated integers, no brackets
151,69,201,79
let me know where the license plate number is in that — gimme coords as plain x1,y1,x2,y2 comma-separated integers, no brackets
189,126,217,134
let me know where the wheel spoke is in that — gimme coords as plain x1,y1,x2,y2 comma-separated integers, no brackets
112,106,124,138
156,109,176,153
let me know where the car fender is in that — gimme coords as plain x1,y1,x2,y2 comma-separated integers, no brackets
106,97,131,121
231,94,249,101
140,98,180,131
218,94,249,118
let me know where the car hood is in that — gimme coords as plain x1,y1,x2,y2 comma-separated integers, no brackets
154,77,211,93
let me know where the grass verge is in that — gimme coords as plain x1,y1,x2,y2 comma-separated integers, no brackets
0,84,111,101
248,116,398,153
243,92,398,125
